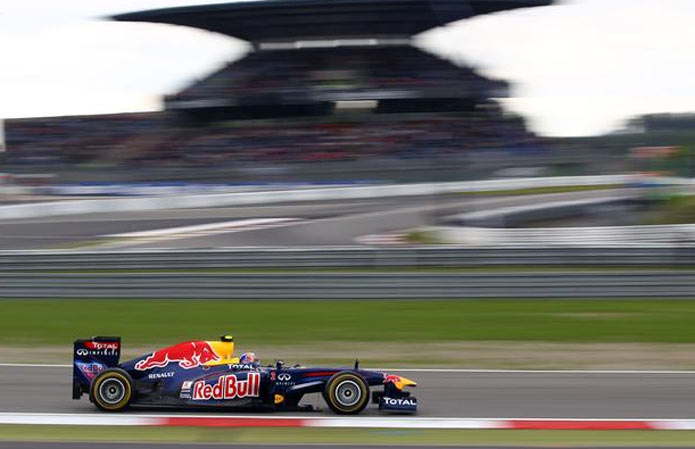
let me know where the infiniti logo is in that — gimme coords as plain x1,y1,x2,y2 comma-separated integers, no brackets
76,347,117,357
277,373,291,381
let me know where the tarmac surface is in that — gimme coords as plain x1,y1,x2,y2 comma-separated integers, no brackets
0,198,390,250
3,365,695,419
0,190,636,250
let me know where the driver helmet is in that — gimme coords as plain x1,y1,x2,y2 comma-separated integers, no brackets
239,352,258,364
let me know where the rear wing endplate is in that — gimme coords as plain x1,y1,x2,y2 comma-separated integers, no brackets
72,336,121,399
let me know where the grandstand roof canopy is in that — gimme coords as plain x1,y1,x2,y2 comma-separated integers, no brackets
113,0,552,43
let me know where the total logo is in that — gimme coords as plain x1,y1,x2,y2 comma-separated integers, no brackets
84,341,119,350
192,372,260,401
382,397,416,407
230,364,255,370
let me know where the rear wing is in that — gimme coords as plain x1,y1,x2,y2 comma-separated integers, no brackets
72,336,121,399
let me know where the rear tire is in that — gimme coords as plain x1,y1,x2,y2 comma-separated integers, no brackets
322,371,370,415
90,368,134,412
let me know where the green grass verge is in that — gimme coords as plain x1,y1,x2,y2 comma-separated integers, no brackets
2,425,695,446
3,299,695,348
646,194,695,225
458,184,624,196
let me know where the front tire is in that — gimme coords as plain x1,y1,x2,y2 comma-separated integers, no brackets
322,371,370,415
90,368,134,412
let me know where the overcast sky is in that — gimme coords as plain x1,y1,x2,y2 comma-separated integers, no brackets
1,0,693,136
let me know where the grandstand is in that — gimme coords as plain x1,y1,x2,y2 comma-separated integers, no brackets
166,45,508,114
4,0,557,181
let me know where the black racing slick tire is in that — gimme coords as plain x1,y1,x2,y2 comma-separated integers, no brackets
90,368,134,412
322,371,370,415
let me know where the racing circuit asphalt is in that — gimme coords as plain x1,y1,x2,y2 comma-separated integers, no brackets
0,189,638,250
3,365,695,419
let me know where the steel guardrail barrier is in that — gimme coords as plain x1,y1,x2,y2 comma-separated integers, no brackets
0,246,693,271
0,272,693,298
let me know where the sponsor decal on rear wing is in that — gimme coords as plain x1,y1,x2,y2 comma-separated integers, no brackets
72,336,121,399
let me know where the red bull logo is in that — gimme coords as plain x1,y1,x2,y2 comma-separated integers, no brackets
192,372,260,401
384,374,402,384
135,341,220,371
383,374,417,390
75,361,105,381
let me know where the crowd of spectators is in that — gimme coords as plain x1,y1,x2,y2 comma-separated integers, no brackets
5,107,545,168
5,113,165,165
136,114,537,167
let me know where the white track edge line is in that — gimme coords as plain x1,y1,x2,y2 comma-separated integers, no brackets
3,413,695,430
4,412,695,421
0,363,71,368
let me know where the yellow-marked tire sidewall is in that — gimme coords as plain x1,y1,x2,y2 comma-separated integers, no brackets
323,372,369,415
91,369,133,412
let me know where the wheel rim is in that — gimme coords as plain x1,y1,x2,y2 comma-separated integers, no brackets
99,378,126,405
335,380,361,407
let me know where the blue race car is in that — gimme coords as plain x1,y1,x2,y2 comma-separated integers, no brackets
72,335,417,415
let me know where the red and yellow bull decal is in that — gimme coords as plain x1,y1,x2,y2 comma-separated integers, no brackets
192,372,260,400
135,340,235,371
384,374,417,390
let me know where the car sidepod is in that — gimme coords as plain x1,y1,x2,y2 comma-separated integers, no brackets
121,361,270,409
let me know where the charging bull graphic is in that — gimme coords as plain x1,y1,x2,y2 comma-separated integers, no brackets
135,341,220,371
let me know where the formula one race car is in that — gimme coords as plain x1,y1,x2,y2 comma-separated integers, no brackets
72,335,417,414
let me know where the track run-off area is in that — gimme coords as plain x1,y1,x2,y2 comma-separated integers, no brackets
4,364,695,425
